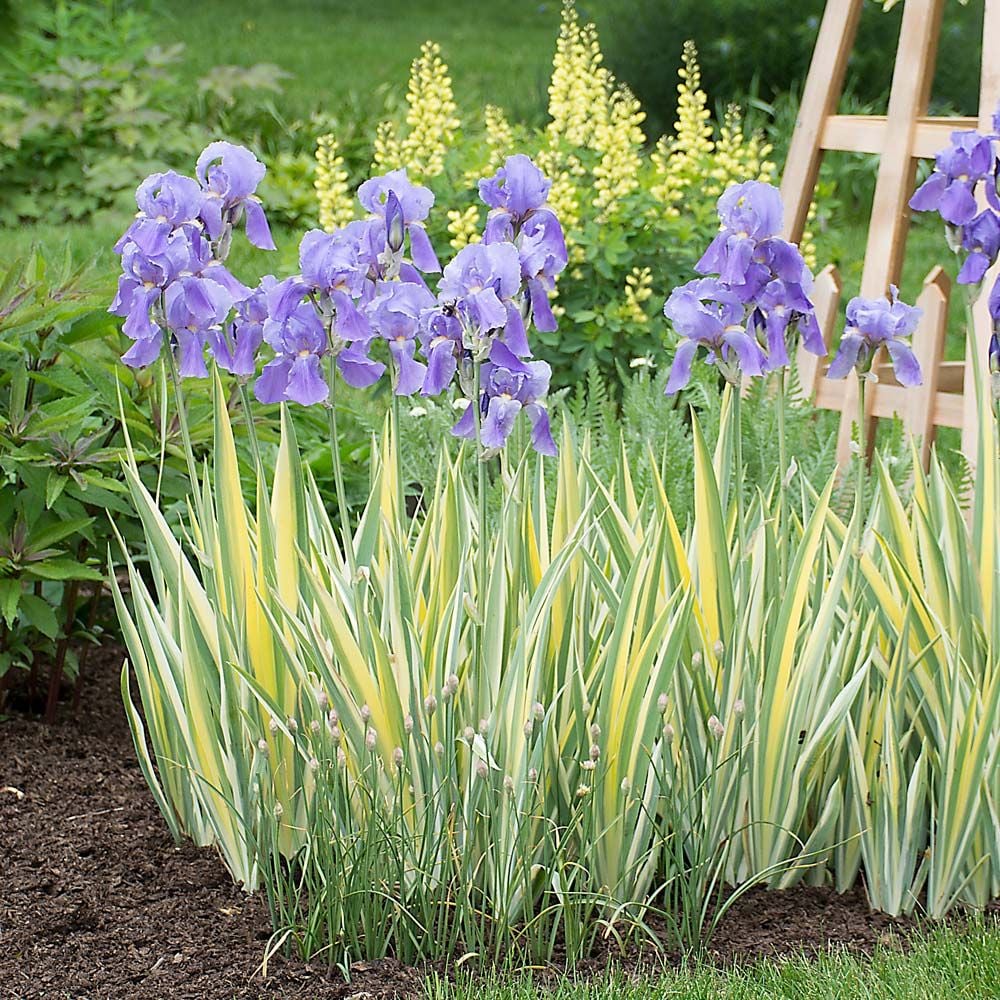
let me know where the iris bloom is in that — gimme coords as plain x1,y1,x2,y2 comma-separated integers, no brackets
438,242,529,356
479,154,552,242
115,170,203,255
957,209,1000,285
358,169,440,273
909,130,999,226
750,277,826,369
827,286,922,386
696,181,785,287
515,210,567,332
452,340,556,455
990,275,1000,333
365,281,436,395
196,141,275,251
211,280,271,378
419,310,464,396
662,277,767,394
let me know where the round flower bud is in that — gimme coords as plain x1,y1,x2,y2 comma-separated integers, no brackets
393,747,404,768
590,723,601,740
478,718,489,735
503,775,515,794
404,713,414,734
691,652,703,669
328,708,339,726
424,694,438,716
329,725,342,746
317,691,329,711
463,726,475,743
620,777,631,794
657,693,669,714
523,719,534,738
733,698,745,717
336,748,346,768
434,741,445,757
712,640,724,659
532,701,544,721
274,802,284,818
581,759,596,771
662,723,675,744
365,727,377,751
475,760,489,780
268,717,279,734
360,704,372,723
708,715,724,739
590,743,601,761
257,739,269,757
527,768,538,783
446,674,460,696
310,720,320,734
286,717,298,733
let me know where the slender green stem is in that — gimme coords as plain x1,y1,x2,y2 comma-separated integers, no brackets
391,389,405,526
326,359,357,578
732,385,745,570
165,349,204,522
472,363,488,638
850,376,867,598
237,380,264,478
776,368,788,581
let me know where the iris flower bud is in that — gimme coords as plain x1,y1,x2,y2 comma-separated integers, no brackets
385,190,405,254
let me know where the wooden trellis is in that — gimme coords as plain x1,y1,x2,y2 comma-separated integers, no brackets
779,0,1000,467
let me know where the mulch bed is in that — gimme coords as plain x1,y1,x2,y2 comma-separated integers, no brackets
0,644,939,999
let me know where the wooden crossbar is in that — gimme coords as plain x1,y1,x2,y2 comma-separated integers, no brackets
780,0,1000,468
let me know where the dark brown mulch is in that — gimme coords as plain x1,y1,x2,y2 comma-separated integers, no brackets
0,644,923,999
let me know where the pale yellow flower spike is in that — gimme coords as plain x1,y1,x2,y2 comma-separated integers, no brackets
373,119,403,173
447,206,482,251
400,40,461,179
314,133,355,232
593,84,646,220
624,266,653,325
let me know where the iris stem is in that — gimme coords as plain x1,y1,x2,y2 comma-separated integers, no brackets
776,368,788,582
851,375,867,598
732,382,746,570
472,362,488,663
237,380,264,479
391,389,405,526
165,349,204,523
326,359,357,579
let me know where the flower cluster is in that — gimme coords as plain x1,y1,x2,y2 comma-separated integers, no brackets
662,180,823,393
110,142,274,375
112,145,565,458
909,112,1000,343
315,133,355,232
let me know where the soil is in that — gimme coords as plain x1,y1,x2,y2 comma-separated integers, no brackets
0,644,970,999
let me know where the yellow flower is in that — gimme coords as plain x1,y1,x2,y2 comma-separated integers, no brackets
400,41,461,179
592,85,645,220
314,133,355,232
705,104,776,197
446,206,481,250
373,119,403,173
624,266,653,324
483,103,513,172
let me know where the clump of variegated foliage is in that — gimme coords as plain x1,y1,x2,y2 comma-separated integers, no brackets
312,2,807,387
116,376,1000,965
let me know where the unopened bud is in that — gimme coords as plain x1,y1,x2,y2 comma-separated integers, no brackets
527,767,538,783
274,802,284,818
308,756,319,772
657,693,668,714
463,726,475,743
589,723,601,740
424,694,437,716
523,718,534,738
662,723,675,744
393,747,404,767
478,718,489,735
691,652,702,669
475,760,490,780
532,701,544,721
733,698,745,717
286,717,298,733
310,720,320,734
385,189,405,254
317,691,329,711
337,747,346,767
354,565,370,584
620,777,630,794
589,743,600,761
434,741,445,756
268,717,279,734
404,713,414,734
503,775,515,794
257,739,269,757
708,715,725,739
365,727,377,751
360,704,372,723
712,641,724,659
329,724,342,745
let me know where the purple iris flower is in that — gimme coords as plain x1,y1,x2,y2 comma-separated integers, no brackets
419,310,464,396
255,303,332,406
210,279,272,378
957,209,1000,285
479,154,552,242
515,209,567,332
990,331,1000,375
196,141,275,251
696,181,785,286
909,130,999,226
662,277,767,394
358,169,440,273
750,278,826,369
452,340,556,455
827,286,922,387
160,279,233,379
438,242,529,355
114,171,204,255
365,280,436,395
990,275,1000,333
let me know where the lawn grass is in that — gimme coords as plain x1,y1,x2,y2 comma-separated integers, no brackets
425,918,1000,1000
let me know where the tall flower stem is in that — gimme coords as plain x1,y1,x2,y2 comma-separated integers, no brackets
326,358,357,579
472,363,488,645
165,349,204,522
850,376,867,598
391,390,405,526
237,380,264,478
732,383,746,570
775,368,788,581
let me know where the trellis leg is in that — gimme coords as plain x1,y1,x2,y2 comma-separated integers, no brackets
834,0,945,466
963,0,1000,459
780,0,866,243
796,265,841,400
908,267,950,470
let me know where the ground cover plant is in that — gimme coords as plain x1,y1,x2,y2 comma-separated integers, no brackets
106,87,1000,978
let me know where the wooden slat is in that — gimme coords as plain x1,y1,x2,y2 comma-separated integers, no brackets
780,0,865,243
963,0,1000,460
907,266,949,469
814,382,964,429
821,115,979,158
835,0,945,466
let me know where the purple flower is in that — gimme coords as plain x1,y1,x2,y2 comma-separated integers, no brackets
990,331,1000,375
957,210,1000,285
515,210,567,332
210,279,272,378
255,303,331,406
909,130,998,226
365,280,436,395
161,280,233,379
750,277,826,369
419,309,464,396
479,155,552,242
662,277,767,394
827,286,922,387
358,169,440,273
696,181,785,286
114,171,204,255
196,141,275,251
438,242,529,355
452,340,556,455
990,274,1000,333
